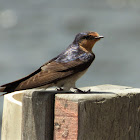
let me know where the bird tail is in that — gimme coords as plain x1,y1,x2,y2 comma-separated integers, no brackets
0,81,19,96
0,87,6,96
0,87,5,92
0,68,41,96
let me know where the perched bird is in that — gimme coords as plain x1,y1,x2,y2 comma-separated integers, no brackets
0,32,103,95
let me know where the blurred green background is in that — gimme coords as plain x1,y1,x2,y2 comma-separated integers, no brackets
0,0,140,138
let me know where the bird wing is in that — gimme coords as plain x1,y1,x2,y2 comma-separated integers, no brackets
0,54,94,93
15,58,94,90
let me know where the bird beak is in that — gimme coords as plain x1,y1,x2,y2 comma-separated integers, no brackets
95,36,104,39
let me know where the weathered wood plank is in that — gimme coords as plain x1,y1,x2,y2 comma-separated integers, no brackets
22,91,55,140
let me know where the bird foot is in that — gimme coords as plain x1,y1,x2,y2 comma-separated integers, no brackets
74,88,91,93
56,87,64,91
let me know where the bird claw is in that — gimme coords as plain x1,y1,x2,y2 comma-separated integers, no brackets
74,88,91,93
56,87,63,91
86,89,91,93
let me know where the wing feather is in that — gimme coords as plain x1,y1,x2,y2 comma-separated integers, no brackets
15,57,94,90
1,52,95,93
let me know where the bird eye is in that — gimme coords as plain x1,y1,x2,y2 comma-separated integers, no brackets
83,35,94,40
89,35,93,39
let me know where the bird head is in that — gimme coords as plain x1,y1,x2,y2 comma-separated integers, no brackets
73,32,104,52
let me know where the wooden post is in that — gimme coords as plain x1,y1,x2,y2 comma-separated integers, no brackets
1,85,140,140
54,85,140,140
22,91,55,140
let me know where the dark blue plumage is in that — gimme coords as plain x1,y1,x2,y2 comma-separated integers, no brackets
55,44,94,63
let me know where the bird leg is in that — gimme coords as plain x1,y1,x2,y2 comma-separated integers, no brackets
56,87,64,91
74,88,91,93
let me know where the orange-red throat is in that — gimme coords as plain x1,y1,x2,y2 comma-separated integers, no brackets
79,32,104,52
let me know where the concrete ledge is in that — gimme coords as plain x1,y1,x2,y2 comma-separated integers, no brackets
1,91,24,140
55,84,138,101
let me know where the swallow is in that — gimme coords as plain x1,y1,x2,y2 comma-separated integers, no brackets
0,31,103,96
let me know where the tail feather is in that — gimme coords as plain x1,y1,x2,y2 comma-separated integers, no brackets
0,79,27,96
0,87,5,92
0,87,7,96
0,81,20,96
0,68,41,96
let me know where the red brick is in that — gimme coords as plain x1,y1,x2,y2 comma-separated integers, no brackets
54,97,78,140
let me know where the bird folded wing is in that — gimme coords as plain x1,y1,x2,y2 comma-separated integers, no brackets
0,58,93,93
15,59,92,90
